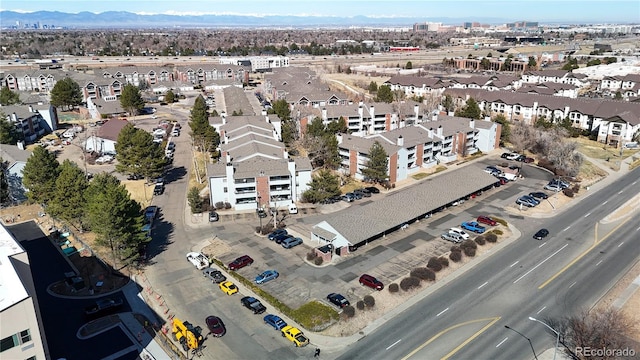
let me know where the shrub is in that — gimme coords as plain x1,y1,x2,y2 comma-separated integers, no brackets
492,217,508,227
427,257,440,268
363,295,375,308
224,202,232,209
388,283,399,293
356,300,365,310
485,233,498,243
450,245,461,252
215,201,225,210
438,257,449,268
400,276,421,291
572,184,580,193
461,239,477,250
463,246,476,257
427,260,443,272
342,305,355,318
314,256,323,265
563,188,574,197
491,229,503,236
475,236,486,245
411,267,435,280
306,252,317,261
450,251,462,262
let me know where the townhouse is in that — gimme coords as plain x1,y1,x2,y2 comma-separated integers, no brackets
207,114,312,211
263,67,350,107
599,74,640,98
521,70,590,88
384,75,448,98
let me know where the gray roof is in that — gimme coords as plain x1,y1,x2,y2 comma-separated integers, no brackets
233,157,290,178
321,166,498,245
293,156,312,171
223,86,255,116
311,226,337,240
0,145,31,165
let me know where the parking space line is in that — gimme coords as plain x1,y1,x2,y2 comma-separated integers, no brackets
596,260,603,266
386,339,401,350
496,337,508,348
514,244,568,283
619,242,624,247
536,306,546,314
510,260,519,268
569,281,577,288
584,212,591,217
436,307,449,317
538,242,546,248
478,281,488,289
563,226,571,232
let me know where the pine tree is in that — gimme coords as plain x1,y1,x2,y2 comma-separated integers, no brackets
375,85,394,103
454,97,482,119
302,169,341,203
0,158,9,205
50,77,83,111
307,117,326,138
0,115,19,144
165,90,175,103
47,160,89,229
22,146,60,204
0,86,21,106
120,84,145,116
361,141,389,183
187,187,203,214
189,95,220,152
115,124,166,179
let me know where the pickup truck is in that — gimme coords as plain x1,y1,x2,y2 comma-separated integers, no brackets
84,298,123,316
461,221,486,234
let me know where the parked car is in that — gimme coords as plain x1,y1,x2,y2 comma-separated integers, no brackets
187,252,210,270
516,155,534,163
550,179,570,189
327,293,350,308
219,281,238,295
354,188,371,197
268,229,287,241
153,184,165,195
529,192,549,199
281,237,303,249
241,296,267,314
441,232,463,243
255,270,279,284
273,233,292,244
476,216,497,226
263,314,287,330
500,153,511,159
364,186,380,194
208,211,219,222
521,195,540,205
205,316,226,337
505,153,520,160
84,297,123,317
484,166,501,174
228,255,254,271
533,228,550,240
127,173,143,180
461,221,486,234
203,268,226,283
359,274,384,291
544,183,563,192
281,326,309,347
448,227,470,240
516,197,537,207
342,194,354,202
144,206,159,223
350,192,363,200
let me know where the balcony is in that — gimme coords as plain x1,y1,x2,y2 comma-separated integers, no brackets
234,178,256,185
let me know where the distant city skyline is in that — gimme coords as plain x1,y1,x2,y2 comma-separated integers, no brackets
2,0,639,24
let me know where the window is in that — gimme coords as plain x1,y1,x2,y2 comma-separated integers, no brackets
20,330,31,344
1,335,18,352
223,187,227,193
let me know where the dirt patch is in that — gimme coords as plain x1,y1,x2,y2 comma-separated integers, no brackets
0,203,45,224
122,180,154,209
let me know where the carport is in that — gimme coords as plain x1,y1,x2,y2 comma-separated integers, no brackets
311,165,499,252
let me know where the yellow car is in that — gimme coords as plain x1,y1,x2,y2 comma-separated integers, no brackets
219,281,238,295
281,325,309,347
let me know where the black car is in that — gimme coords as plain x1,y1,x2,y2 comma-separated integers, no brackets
127,173,143,180
364,187,380,194
354,188,371,197
274,233,292,244
500,153,510,159
327,293,350,308
529,192,549,199
268,229,288,241
533,229,549,240
84,298,123,317
153,184,165,195
241,296,267,314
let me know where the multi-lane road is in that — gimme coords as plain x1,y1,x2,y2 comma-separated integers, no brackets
338,165,640,360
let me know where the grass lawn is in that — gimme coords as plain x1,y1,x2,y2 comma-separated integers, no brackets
188,151,209,191
122,180,154,208
573,137,639,161
577,159,609,183
410,165,447,180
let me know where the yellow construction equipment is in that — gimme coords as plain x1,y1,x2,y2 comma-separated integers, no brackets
171,318,204,352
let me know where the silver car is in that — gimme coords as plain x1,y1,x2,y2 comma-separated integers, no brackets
441,232,463,243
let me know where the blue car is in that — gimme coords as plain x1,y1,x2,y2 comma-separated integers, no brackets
263,314,287,330
255,270,279,284
268,229,287,241
460,221,486,234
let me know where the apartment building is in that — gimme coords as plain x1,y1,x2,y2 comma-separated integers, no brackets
2,104,59,143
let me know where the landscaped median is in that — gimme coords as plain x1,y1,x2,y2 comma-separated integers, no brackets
207,258,339,331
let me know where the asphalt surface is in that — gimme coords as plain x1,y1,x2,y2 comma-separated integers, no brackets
336,165,640,360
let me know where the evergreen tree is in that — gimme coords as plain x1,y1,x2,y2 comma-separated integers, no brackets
0,114,19,144
442,94,454,113
302,169,341,203
528,56,537,68
361,141,389,183
115,124,166,179
269,99,296,144
493,114,510,144
455,97,482,119
0,158,9,205
187,187,202,214
85,173,147,268
0,86,21,106
189,96,220,153
405,61,413,69
120,83,145,116
368,81,378,93
165,90,175,103
307,117,326,138
327,118,348,134
22,146,60,204
375,85,394,103
50,77,83,111
47,160,88,229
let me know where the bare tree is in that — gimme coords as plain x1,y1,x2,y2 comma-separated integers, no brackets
509,122,533,153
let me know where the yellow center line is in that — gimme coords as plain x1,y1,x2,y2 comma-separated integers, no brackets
539,216,634,290
401,317,501,360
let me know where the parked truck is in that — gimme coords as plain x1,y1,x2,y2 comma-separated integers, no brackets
172,318,204,352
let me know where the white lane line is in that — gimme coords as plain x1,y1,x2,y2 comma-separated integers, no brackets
436,307,449,317
563,226,571,232
510,260,520,268
596,260,603,266
618,190,624,194
636,226,640,231
603,200,609,205
619,242,625,247
496,337,508,348
539,242,547,248
584,212,591,217
478,281,488,289
633,181,637,185
386,339,401,350
536,306,547,314
514,244,569,283
569,281,577,289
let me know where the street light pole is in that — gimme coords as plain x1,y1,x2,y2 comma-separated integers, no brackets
505,325,538,360
529,317,560,360
257,194,262,234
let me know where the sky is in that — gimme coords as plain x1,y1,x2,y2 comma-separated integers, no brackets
1,0,639,23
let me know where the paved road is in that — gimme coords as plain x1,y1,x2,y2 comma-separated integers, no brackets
336,165,640,360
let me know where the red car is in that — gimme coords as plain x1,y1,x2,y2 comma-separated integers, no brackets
228,255,254,271
477,216,497,226
205,316,226,337
359,274,384,291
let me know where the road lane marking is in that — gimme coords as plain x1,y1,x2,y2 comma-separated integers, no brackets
618,190,624,194
539,242,547,248
569,281,577,288
636,226,640,231
563,226,571,232
513,244,569,284
496,337,508,348
633,181,637,185
536,306,546,314
436,307,449,317
441,317,502,360
603,200,609,205
514,244,568,283
510,260,519,267
619,242,625,247
386,339,401,350
478,282,488,289
596,260,603,266
584,212,591,217
540,216,635,289
400,317,501,360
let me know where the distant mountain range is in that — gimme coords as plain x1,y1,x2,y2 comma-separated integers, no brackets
0,10,512,29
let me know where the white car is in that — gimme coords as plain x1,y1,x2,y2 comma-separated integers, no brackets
506,153,520,161
448,227,470,240
187,252,210,270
